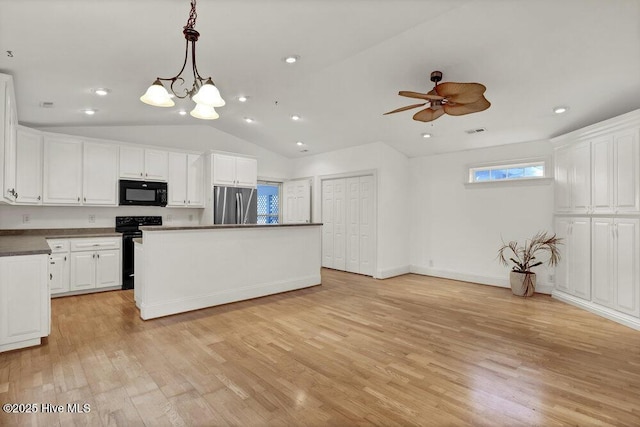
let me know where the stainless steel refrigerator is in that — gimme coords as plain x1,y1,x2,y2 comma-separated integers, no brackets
213,186,257,224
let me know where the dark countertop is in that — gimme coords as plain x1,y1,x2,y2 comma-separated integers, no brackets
0,228,120,257
139,223,323,232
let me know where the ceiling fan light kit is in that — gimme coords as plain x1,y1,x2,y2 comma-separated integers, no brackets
385,70,490,123
140,0,225,119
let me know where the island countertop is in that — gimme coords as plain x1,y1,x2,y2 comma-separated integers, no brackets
139,223,322,232
0,228,120,257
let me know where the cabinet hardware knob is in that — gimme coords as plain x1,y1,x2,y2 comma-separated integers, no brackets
64,256,67,261
140,172,143,176
84,197,86,202
37,196,41,201
97,254,100,258
92,254,95,258
50,273,53,280
77,197,80,202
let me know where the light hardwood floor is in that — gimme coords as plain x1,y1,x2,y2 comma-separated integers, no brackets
2,269,640,426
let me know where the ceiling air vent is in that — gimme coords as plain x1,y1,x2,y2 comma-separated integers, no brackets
465,127,486,134
39,101,54,108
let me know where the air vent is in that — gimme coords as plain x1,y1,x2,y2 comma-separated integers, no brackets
39,102,54,108
465,127,486,134
299,149,309,153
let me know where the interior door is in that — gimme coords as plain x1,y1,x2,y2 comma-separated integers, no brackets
346,177,360,273
283,179,311,224
322,181,335,268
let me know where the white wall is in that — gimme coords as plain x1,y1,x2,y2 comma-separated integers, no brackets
409,139,555,293
37,125,292,180
292,141,410,278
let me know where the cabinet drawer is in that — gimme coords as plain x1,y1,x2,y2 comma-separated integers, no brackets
47,239,70,253
70,237,121,252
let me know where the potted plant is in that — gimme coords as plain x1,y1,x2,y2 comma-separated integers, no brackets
497,231,562,297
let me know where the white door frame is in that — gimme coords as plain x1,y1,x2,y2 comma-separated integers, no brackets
318,169,378,278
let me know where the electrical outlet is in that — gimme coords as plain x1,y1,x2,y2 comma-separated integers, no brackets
88,214,96,223
166,215,173,222
22,214,30,224
548,274,554,282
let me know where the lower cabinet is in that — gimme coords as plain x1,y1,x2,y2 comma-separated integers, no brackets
48,237,121,295
0,254,49,352
554,217,591,300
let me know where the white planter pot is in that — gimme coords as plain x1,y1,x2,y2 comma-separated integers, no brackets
510,271,536,297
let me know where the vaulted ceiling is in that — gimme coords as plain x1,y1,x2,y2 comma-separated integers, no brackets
0,0,638,158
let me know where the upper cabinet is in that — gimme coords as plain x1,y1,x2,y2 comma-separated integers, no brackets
83,141,118,205
212,153,257,188
168,152,204,207
1,74,18,203
15,127,43,204
553,111,640,214
120,146,168,182
43,135,83,205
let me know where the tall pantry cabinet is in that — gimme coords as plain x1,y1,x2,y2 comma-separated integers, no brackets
552,109,640,329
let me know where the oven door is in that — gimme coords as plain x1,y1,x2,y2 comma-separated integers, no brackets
121,231,142,290
119,180,167,206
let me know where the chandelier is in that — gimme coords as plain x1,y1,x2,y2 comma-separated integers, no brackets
140,0,225,120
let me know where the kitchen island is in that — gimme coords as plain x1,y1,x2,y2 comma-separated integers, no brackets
134,224,322,320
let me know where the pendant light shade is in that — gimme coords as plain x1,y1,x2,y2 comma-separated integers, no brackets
140,79,175,107
190,103,219,120
192,78,225,107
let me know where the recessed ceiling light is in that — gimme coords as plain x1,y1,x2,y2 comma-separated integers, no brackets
93,88,110,96
83,109,97,116
244,117,254,123
178,110,187,116
553,106,569,114
284,55,300,64
39,101,54,108
296,141,304,146
421,133,432,139
238,96,248,102
291,115,301,121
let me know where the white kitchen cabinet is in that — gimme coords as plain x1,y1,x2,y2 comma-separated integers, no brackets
69,237,121,291
43,135,83,205
592,218,640,317
0,254,49,353
554,142,591,213
15,126,43,204
47,239,70,295
119,146,168,181
212,153,257,188
187,153,204,206
168,152,204,207
1,74,18,203
83,141,118,205
554,217,591,300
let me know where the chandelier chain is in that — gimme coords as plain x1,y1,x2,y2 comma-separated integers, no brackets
185,0,198,29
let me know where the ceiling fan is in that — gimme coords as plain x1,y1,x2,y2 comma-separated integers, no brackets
384,71,490,122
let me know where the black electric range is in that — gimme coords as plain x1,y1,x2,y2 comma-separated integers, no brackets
115,216,162,290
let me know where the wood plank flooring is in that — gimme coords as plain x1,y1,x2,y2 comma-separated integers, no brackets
2,269,640,426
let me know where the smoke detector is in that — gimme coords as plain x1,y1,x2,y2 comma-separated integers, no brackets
465,127,486,134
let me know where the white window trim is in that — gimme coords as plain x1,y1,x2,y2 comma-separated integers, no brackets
465,156,553,187
257,180,283,223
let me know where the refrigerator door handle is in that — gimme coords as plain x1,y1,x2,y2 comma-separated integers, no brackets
236,192,241,224
239,192,244,224
244,188,255,224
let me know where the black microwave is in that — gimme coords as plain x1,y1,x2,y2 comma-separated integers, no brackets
119,180,168,207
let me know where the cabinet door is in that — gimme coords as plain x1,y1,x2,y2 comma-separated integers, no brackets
572,142,591,213
144,149,168,181
614,218,640,316
43,136,82,204
2,78,18,203
571,218,592,300
119,145,145,180
95,249,120,288
591,136,613,214
70,252,96,291
49,253,70,294
0,255,48,345
83,142,118,205
168,152,187,206
554,217,572,293
15,127,43,204
554,147,571,212
187,154,204,206
212,154,236,186
613,129,639,213
591,218,614,308
235,157,258,187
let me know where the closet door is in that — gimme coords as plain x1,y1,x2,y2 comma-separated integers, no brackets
359,175,374,276
321,181,335,268
332,179,347,271
346,177,360,273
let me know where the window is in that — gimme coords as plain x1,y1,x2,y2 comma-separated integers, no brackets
257,182,281,224
468,160,546,183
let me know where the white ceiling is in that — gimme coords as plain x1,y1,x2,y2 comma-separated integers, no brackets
0,0,639,158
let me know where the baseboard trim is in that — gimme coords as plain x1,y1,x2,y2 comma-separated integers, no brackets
409,265,554,295
0,337,42,353
552,290,640,331
376,265,410,279
140,275,321,320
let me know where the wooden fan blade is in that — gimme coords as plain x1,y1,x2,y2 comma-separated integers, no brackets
383,103,427,115
413,107,445,122
435,82,486,104
443,96,491,116
399,91,444,101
